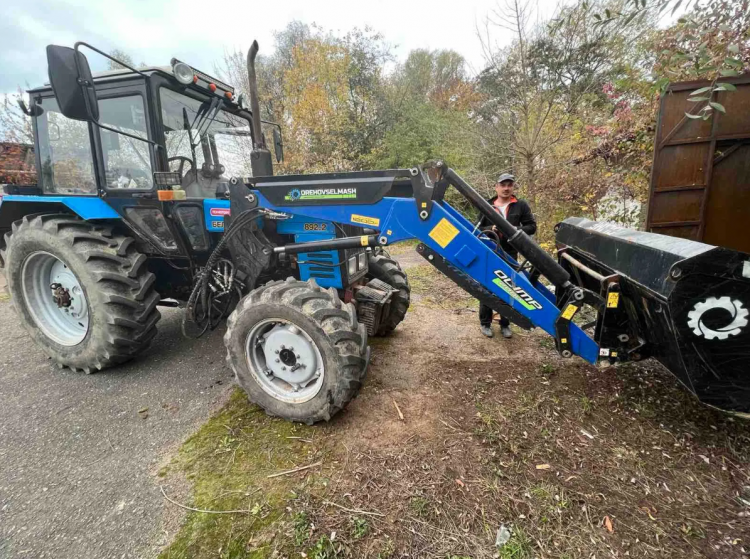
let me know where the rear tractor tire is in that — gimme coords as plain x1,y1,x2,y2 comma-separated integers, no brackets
2,214,161,372
224,278,369,424
366,253,410,336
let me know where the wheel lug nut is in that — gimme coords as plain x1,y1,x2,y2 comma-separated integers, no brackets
281,366,286,371
275,358,280,363
274,349,279,354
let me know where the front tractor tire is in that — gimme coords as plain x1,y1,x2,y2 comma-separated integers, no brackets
2,214,161,372
367,254,410,336
224,278,369,424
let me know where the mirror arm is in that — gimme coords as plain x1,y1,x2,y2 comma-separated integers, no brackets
17,99,42,117
74,41,151,79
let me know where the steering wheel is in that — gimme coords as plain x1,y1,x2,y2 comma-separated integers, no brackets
167,156,194,178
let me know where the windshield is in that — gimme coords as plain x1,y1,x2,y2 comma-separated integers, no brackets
160,88,254,198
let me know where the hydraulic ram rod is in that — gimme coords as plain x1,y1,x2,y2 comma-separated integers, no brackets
444,168,571,288
273,235,380,255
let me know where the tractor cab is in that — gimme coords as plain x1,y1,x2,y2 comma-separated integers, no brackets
27,50,273,202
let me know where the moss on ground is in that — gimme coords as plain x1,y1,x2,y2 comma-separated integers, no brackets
158,389,319,559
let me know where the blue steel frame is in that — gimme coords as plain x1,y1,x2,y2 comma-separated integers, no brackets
253,190,601,365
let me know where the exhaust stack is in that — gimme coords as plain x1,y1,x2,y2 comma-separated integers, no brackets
246,40,273,177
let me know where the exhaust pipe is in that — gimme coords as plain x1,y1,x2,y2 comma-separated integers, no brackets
246,40,273,177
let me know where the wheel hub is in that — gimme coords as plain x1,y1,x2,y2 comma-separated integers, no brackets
21,252,89,346
246,319,324,403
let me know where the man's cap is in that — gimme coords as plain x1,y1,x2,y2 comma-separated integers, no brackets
496,173,515,183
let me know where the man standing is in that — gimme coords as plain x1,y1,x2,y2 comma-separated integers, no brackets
479,173,537,339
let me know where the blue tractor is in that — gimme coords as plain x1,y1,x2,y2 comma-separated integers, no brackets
2,42,748,423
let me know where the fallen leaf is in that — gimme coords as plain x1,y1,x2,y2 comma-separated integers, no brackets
604,515,614,533
138,407,148,414
536,464,551,470
455,479,465,487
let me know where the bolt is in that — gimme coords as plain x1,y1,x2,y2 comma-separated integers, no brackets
274,349,279,354
295,354,301,359
280,345,285,350
281,366,286,371
275,358,280,363
670,267,682,279
288,346,294,351
419,210,428,219
428,255,434,261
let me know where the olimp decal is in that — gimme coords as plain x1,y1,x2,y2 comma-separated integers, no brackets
492,270,543,310
284,187,357,201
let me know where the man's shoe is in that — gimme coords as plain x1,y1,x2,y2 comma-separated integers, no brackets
480,325,494,338
501,326,513,339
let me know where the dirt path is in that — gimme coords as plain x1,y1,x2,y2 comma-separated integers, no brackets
157,250,750,558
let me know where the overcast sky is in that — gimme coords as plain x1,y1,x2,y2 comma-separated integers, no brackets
2,0,562,94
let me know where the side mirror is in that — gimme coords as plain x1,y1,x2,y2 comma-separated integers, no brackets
46,45,99,122
273,127,284,163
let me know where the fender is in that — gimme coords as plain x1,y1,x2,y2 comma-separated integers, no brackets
0,195,120,226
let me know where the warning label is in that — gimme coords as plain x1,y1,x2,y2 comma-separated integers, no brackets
428,218,459,248
351,214,380,227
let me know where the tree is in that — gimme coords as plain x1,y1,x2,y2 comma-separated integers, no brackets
107,49,139,71
0,88,34,144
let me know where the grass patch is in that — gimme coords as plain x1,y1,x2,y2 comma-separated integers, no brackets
158,389,319,559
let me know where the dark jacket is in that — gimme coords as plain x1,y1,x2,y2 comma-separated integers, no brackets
479,196,537,258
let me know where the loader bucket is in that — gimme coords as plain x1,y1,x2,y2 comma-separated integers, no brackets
556,217,750,416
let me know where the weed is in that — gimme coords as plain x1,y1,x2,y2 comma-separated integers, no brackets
376,539,395,558
580,395,594,415
293,511,310,546
540,363,555,376
498,528,533,559
409,496,430,517
309,535,339,559
351,516,368,539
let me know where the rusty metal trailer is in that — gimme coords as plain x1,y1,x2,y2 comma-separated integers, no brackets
646,75,750,253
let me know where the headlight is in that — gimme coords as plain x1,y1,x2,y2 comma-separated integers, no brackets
348,256,357,277
172,61,195,85
358,252,366,270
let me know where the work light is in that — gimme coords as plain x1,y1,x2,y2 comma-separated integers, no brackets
172,61,195,85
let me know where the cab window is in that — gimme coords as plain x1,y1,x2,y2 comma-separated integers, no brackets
160,87,253,199
98,95,153,190
36,97,97,195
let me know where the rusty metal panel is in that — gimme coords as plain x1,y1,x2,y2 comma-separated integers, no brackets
652,144,708,188
714,89,750,137
659,90,713,143
704,143,750,252
647,74,750,253
650,189,703,223
648,224,701,240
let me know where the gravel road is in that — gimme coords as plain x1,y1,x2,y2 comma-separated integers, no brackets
0,298,234,558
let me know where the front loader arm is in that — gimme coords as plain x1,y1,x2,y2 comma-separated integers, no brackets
245,167,601,365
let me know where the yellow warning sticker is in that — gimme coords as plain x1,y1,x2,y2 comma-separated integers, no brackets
607,292,620,308
611,351,618,358
428,218,460,248
351,214,380,227
561,304,578,320
561,338,568,344
360,235,369,246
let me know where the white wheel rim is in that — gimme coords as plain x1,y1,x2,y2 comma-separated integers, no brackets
245,318,325,404
21,251,89,346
